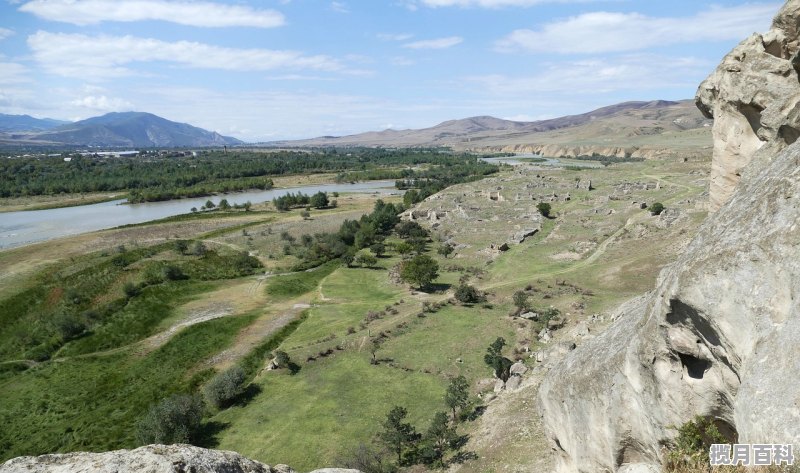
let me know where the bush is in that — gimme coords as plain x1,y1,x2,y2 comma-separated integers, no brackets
162,265,185,281
650,202,665,216
354,253,378,268
135,394,205,445
123,282,141,298
537,202,551,218
512,290,529,313
665,416,728,471
53,313,86,340
203,367,246,409
454,284,483,304
399,255,439,290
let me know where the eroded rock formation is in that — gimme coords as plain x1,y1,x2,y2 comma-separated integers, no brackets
696,0,800,210
540,1,800,471
0,444,363,473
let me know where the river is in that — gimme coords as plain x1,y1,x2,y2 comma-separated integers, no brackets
480,153,602,168
0,180,400,250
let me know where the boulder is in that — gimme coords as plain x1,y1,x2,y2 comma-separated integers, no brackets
505,375,522,391
520,311,539,320
0,444,275,473
696,0,800,210
510,361,528,376
493,379,506,393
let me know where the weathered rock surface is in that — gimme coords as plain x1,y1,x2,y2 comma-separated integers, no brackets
0,444,275,473
0,445,363,473
696,0,800,210
540,2,800,471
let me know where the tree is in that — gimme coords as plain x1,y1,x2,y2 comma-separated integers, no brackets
444,375,469,422
355,253,378,268
218,198,231,210
174,240,189,255
379,406,420,465
370,242,386,257
437,243,454,258
650,202,665,216
399,254,439,289
274,350,291,369
135,394,204,445
191,241,207,256
203,366,246,408
484,337,513,382
425,412,457,467
394,241,413,256
204,199,215,209
537,202,551,218
454,284,483,304
310,191,329,209
512,290,529,313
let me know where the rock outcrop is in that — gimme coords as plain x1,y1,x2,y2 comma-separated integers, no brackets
0,444,364,473
696,0,800,210
481,144,691,160
540,1,800,472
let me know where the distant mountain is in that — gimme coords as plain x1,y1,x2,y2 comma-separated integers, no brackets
0,114,69,132
33,112,244,147
265,100,711,153
3,112,243,147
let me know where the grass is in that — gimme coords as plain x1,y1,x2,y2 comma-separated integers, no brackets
214,352,446,471
0,314,256,461
264,261,339,301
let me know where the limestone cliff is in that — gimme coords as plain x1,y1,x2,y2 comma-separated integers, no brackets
696,0,800,210
539,1,800,471
0,444,362,473
480,144,699,161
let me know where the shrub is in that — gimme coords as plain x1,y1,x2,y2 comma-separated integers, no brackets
135,394,205,445
191,241,207,257
650,202,665,216
123,282,140,298
354,253,378,268
537,202,552,218
53,313,86,340
512,290,529,313
162,265,185,281
203,367,246,409
454,284,483,304
399,255,439,290
665,416,728,471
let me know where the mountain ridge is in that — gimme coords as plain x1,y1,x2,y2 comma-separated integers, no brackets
1,111,242,148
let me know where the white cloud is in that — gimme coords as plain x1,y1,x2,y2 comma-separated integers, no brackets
411,0,597,7
378,33,414,41
496,3,780,54
467,54,711,96
70,95,134,112
403,36,463,49
0,62,28,84
0,27,14,40
28,31,344,78
330,1,348,13
18,0,285,28
390,56,415,66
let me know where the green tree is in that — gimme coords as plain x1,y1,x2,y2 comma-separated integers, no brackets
399,254,439,289
274,350,291,369
354,252,378,268
379,406,420,465
650,202,665,216
394,241,413,256
484,337,513,382
425,411,457,467
218,198,231,210
370,242,386,257
537,202,551,218
135,394,204,445
512,290,529,313
204,199,216,209
310,191,329,209
437,243,454,258
444,375,469,422
203,366,246,409
174,240,189,255
454,284,483,304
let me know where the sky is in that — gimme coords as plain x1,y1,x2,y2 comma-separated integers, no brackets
0,0,782,141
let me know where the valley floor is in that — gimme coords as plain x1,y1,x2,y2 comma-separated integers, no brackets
0,156,710,471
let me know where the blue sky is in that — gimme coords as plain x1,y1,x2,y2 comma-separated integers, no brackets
0,0,781,141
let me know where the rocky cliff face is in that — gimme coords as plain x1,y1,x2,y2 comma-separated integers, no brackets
482,144,699,160
539,1,800,472
0,444,362,473
696,0,800,210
